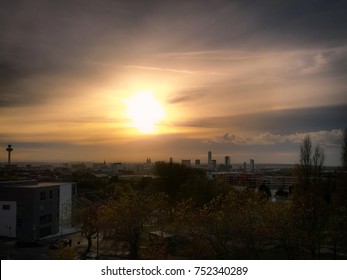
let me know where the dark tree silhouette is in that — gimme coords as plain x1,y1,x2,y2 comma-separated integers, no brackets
300,135,312,183
342,128,347,169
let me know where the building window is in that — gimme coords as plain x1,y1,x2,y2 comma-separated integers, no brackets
49,190,53,199
2,205,10,210
39,204,45,211
40,191,46,200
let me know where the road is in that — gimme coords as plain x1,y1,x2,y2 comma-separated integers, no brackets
0,232,86,260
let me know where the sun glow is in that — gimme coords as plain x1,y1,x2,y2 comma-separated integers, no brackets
125,91,165,133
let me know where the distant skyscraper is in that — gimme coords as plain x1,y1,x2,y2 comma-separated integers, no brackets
250,159,255,171
208,151,212,164
224,156,230,166
6,144,13,165
195,159,200,166
181,159,191,167
244,161,247,170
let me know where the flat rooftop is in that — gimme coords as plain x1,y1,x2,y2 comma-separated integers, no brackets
0,180,71,188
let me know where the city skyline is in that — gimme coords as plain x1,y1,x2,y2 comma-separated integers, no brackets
1,0,347,165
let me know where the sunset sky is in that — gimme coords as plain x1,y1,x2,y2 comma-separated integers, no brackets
1,0,347,165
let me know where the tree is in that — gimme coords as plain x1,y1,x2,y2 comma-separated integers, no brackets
171,189,273,259
312,144,325,178
342,128,347,169
300,135,312,183
152,161,204,203
297,134,326,185
328,129,347,258
293,135,329,259
264,200,300,259
258,183,272,201
73,198,103,254
102,191,168,259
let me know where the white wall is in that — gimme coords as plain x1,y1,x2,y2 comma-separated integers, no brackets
0,201,17,238
59,183,73,235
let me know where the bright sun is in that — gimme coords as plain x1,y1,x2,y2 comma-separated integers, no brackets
125,91,165,133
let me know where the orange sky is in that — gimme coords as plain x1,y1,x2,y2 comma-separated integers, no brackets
1,0,346,165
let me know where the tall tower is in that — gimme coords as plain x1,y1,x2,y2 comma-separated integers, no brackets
208,151,212,165
6,144,13,165
250,159,255,171
224,156,230,166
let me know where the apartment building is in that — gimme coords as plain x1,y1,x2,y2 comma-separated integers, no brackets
0,180,76,240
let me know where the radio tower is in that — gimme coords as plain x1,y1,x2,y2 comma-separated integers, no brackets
6,144,13,165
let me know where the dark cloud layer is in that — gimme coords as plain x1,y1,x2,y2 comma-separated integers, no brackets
179,104,347,134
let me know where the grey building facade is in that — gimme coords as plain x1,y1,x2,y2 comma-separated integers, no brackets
0,180,76,240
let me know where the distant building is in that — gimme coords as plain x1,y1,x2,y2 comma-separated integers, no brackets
181,159,191,167
211,159,217,170
111,162,123,175
244,162,247,170
71,163,86,171
225,173,295,191
0,180,77,240
250,159,255,171
208,151,212,165
195,159,201,166
144,159,153,174
224,156,231,167
93,163,105,169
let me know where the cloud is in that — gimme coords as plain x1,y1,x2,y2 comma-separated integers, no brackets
175,104,347,135
166,87,210,105
125,65,197,75
203,129,343,147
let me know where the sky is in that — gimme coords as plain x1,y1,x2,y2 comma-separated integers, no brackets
1,0,347,165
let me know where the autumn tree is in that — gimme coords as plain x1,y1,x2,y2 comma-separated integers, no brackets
263,200,300,259
171,189,273,259
293,134,329,259
102,191,168,259
73,198,104,254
